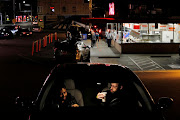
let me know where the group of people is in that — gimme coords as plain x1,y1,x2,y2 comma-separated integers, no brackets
67,27,119,48
90,29,99,48
57,82,124,108
90,28,119,48
105,29,120,47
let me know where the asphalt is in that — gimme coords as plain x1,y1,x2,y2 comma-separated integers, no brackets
28,38,180,71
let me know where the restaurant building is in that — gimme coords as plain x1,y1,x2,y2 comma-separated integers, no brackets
82,1,180,54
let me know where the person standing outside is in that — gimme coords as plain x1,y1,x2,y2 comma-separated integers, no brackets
95,29,99,42
91,30,96,48
106,30,113,47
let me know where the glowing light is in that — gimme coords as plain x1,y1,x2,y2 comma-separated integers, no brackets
109,2,115,15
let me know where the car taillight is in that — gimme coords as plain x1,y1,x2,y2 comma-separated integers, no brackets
30,32,32,34
23,32,26,34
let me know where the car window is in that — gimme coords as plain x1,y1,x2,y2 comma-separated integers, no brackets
39,80,55,111
133,82,153,112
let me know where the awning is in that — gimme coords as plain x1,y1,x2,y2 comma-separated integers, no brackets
81,18,115,24
81,17,180,24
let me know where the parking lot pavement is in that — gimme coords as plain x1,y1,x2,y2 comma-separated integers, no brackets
85,39,180,71
91,53,180,71
28,38,180,71
121,54,180,71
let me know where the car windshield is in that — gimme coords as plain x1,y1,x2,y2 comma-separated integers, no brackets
39,64,153,113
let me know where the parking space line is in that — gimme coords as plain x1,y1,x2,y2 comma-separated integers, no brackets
129,56,143,70
129,56,165,71
147,57,165,70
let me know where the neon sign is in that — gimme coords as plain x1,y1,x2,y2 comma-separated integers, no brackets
109,2,115,15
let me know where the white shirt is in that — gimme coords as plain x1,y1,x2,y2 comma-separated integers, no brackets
106,32,112,39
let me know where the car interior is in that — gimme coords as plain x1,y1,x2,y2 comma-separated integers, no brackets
41,76,152,113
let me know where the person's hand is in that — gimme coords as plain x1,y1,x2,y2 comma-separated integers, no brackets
96,92,105,99
72,104,79,107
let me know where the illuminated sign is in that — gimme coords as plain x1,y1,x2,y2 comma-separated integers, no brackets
109,2,115,15
133,24,140,29
50,7,54,9
50,7,55,12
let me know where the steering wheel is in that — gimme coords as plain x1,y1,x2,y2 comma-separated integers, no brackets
109,98,121,107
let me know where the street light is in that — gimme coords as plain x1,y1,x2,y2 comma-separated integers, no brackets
89,0,92,18
13,0,15,19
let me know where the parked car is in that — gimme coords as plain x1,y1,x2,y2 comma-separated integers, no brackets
4,25,20,35
15,63,173,119
54,38,90,63
32,25,42,32
16,28,32,36
0,27,13,39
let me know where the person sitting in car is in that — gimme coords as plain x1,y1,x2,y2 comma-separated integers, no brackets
58,86,79,107
96,83,124,107
96,82,138,112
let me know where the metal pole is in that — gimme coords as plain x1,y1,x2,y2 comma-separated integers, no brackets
148,23,149,40
120,23,123,44
0,13,2,25
89,0,92,27
30,3,32,30
13,0,15,19
89,0,92,18
173,23,174,41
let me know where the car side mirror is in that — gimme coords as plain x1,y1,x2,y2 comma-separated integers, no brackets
157,97,173,110
15,96,34,112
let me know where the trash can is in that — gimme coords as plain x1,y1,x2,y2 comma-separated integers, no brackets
82,34,87,40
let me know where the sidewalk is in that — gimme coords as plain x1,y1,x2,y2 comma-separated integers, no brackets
25,38,180,71
85,39,180,71
83,39,120,57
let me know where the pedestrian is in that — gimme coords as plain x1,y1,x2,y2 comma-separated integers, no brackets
66,31,72,40
95,29,99,42
106,30,113,47
91,30,96,48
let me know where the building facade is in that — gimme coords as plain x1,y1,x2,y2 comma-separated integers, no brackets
37,0,89,20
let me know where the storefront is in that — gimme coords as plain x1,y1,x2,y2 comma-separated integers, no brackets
107,23,180,44
16,15,34,22
81,18,180,53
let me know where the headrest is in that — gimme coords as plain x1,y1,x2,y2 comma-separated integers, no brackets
64,79,75,90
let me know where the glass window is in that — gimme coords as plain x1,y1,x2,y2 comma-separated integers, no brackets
109,23,180,43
